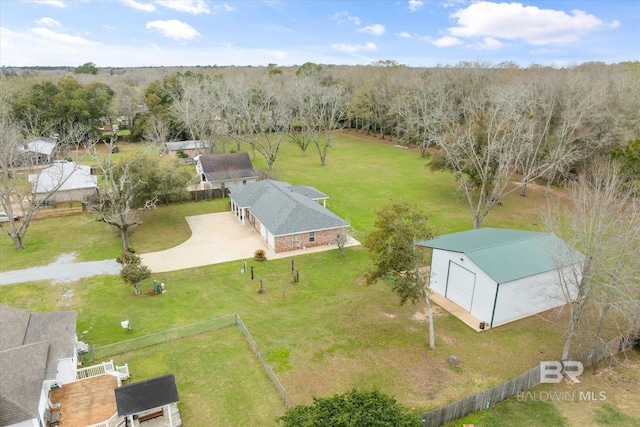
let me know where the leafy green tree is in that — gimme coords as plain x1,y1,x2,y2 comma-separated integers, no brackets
611,138,640,178
363,201,437,349
117,251,151,295
125,152,192,205
13,77,113,135
278,389,421,427
74,62,98,75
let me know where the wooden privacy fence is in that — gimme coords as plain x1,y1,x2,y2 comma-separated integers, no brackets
420,333,638,427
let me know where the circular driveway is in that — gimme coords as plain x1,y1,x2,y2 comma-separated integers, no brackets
140,211,359,273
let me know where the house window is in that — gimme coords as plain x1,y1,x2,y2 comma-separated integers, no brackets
309,232,315,243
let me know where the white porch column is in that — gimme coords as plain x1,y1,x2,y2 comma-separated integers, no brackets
166,404,174,427
241,207,245,225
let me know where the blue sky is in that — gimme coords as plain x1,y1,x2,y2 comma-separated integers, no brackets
1,0,638,67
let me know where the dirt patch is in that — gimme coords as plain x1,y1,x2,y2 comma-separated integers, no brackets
382,312,396,319
412,305,444,323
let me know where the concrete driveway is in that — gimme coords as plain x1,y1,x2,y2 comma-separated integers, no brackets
140,212,359,273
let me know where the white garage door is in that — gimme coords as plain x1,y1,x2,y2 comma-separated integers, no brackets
446,262,476,312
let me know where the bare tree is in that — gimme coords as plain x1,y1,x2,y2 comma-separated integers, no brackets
331,224,354,258
431,75,530,229
87,137,157,252
314,83,349,166
544,160,640,361
168,74,228,155
142,114,170,147
234,82,289,173
542,71,612,196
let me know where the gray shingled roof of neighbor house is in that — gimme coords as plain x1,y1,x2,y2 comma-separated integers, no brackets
229,180,348,236
417,228,584,284
199,152,258,182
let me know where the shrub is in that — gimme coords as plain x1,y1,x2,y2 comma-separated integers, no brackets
254,249,267,262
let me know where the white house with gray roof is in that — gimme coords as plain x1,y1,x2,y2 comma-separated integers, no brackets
29,161,98,204
229,180,348,253
417,228,583,328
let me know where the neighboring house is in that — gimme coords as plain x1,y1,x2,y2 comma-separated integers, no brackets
417,228,583,328
115,374,181,426
0,305,174,427
0,305,79,427
195,152,259,190
29,161,98,204
229,179,349,253
17,137,58,165
161,140,210,159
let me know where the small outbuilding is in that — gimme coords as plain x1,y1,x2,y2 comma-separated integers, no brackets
115,374,181,426
162,140,210,159
417,228,583,328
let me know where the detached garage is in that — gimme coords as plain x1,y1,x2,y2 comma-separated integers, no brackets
417,228,583,328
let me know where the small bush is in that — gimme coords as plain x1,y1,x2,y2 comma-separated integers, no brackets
254,249,267,262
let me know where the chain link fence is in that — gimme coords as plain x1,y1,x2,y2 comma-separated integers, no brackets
86,314,237,361
85,313,291,408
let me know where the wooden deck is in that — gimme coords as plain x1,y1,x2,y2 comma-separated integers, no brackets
50,374,119,426
430,292,486,332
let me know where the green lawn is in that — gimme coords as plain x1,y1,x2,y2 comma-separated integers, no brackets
1,132,636,426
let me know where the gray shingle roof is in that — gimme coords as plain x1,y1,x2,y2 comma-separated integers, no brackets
115,374,179,416
417,228,584,283
0,342,50,426
229,180,348,236
199,152,257,182
0,305,77,425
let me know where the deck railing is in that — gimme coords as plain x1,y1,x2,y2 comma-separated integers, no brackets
85,411,125,427
76,360,129,381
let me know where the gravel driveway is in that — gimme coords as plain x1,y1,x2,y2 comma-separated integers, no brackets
0,252,121,286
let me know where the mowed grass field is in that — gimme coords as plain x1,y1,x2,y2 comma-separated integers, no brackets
1,131,638,426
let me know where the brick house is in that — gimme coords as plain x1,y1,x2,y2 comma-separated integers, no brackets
229,180,349,253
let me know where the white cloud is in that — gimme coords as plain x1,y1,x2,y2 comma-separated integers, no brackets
156,0,210,15
27,0,66,8
121,0,156,12
30,27,92,44
478,37,504,50
396,31,412,39
331,11,361,26
431,36,462,47
358,24,385,36
408,0,423,12
449,1,610,45
146,19,200,40
35,17,61,28
213,2,236,13
331,42,377,53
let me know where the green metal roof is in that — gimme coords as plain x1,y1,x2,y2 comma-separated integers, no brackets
417,228,583,284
